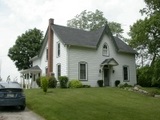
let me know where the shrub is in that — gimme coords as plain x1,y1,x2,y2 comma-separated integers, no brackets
123,83,132,87
97,80,103,87
148,90,160,97
82,85,91,88
48,76,57,88
68,80,83,88
137,66,153,87
152,58,160,88
58,76,68,88
36,77,41,87
115,80,120,87
118,84,124,88
118,83,132,88
41,76,49,93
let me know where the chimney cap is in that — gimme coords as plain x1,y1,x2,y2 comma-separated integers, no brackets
49,18,54,25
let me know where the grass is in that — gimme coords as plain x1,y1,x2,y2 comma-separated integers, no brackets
25,87,160,120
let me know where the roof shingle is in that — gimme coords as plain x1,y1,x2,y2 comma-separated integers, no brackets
52,24,136,54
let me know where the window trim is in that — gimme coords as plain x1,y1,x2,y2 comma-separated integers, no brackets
78,61,88,81
57,42,60,57
123,65,130,82
46,48,48,61
45,67,48,76
102,43,109,57
57,63,61,78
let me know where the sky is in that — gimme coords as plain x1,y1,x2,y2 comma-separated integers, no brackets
0,0,146,82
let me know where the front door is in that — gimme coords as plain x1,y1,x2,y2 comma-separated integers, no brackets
103,65,109,86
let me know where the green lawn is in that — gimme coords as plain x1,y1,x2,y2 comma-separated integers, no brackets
25,87,160,120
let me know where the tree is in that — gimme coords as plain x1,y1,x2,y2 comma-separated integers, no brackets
129,0,160,66
140,0,160,16
8,28,43,70
129,0,160,87
67,9,123,36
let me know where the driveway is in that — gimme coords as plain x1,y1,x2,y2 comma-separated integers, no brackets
0,107,45,120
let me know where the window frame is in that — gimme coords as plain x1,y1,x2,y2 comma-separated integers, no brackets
78,61,88,81
123,65,130,82
45,67,48,76
46,48,48,61
102,43,109,56
57,64,61,78
57,42,60,57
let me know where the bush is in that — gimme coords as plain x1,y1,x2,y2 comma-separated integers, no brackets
58,76,68,88
97,80,103,87
48,76,57,88
36,77,41,87
115,80,120,87
137,66,153,87
148,90,160,97
68,80,83,88
118,84,124,88
118,83,132,88
123,83,132,87
41,76,49,93
152,58,160,88
82,85,91,88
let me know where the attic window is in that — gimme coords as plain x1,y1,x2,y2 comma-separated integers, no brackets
102,43,109,56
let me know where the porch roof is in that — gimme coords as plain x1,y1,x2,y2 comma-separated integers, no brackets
20,65,41,74
101,58,119,66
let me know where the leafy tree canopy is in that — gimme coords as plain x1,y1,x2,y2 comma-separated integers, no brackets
8,28,43,70
129,0,160,87
140,0,160,15
129,0,160,66
67,9,123,36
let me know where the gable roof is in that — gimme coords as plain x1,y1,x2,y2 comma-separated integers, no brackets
101,58,119,66
52,24,136,54
33,23,136,61
52,24,104,48
113,36,137,54
20,65,41,74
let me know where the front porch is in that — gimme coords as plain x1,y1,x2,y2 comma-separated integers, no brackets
100,58,119,86
20,65,41,89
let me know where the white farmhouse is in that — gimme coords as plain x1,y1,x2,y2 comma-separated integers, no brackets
21,18,137,87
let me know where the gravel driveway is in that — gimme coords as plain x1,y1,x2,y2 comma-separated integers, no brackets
0,107,45,120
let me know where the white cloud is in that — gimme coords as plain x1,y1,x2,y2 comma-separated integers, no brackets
0,0,146,81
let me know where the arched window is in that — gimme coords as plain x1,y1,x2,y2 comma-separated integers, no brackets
102,43,109,56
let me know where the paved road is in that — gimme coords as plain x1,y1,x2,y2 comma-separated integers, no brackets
0,107,45,120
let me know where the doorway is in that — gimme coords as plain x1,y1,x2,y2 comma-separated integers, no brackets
103,65,109,86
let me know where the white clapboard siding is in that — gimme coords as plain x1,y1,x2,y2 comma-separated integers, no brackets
68,34,136,87
53,34,68,79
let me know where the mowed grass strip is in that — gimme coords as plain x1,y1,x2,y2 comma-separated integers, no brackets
25,88,160,120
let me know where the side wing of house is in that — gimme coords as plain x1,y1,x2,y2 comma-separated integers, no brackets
67,33,136,87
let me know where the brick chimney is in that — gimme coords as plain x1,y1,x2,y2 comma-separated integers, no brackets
47,18,54,76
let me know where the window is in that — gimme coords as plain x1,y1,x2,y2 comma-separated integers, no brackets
57,64,61,78
46,48,48,61
123,66,129,81
79,62,88,80
102,43,109,56
57,42,60,57
45,67,48,76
